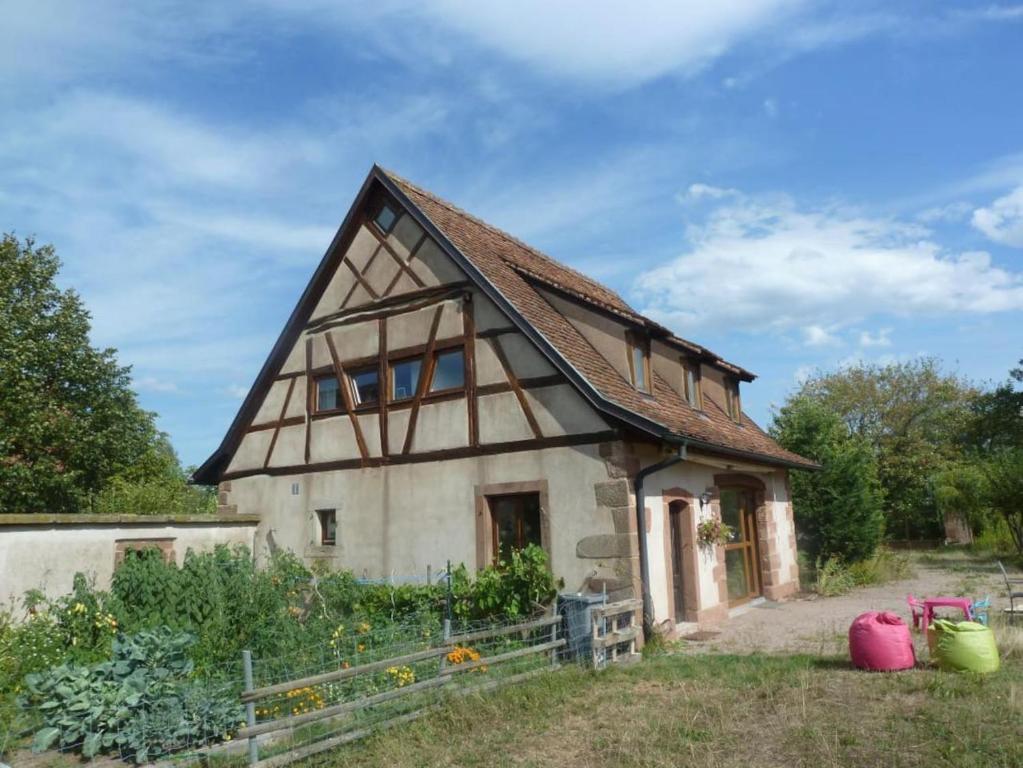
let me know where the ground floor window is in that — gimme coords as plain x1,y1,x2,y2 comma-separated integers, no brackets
317,509,337,546
489,493,541,560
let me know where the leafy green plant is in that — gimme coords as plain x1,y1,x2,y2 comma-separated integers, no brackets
20,627,242,763
451,544,558,620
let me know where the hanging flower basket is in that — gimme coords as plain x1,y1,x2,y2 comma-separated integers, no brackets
696,518,734,548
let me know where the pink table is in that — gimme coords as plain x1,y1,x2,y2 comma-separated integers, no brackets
922,597,973,629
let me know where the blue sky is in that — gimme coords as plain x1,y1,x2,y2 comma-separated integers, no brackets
3,1,1023,468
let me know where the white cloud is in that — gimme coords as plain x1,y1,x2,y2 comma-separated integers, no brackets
633,189,1023,334
803,325,841,347
402,1,810,86
684,183,739,202
972,186,1023,248
858,328,892,347
917,201,972,224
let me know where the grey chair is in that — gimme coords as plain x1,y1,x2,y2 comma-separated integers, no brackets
997,561,1023,623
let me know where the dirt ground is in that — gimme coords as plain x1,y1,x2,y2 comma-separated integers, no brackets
684,556,1010,656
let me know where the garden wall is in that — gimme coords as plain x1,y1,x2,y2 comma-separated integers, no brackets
0,513,259,607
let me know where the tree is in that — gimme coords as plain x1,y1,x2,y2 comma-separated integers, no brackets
792,358,977,539
771,396,884,563
962,358,1023,454
984,449,1023,555
0,235,162,513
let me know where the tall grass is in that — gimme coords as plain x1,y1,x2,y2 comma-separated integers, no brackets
813,549,914,597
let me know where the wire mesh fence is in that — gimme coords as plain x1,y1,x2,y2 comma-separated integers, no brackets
5,591,641,768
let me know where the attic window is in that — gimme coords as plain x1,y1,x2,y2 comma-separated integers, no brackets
390,358,422,401
725,379,742,424
682,359,702,410
316,376,341,412
348,366,379,407
430,349,465,393
626,332,651,393
373,201,399,235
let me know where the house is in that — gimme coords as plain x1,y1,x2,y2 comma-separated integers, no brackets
193,165,816,633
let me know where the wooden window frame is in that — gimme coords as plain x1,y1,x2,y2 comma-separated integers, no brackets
313,373,344,415
388,355,424,403
370,198,400,236
681,358,703,410
725,378,742,424
346,364,380,411
474,481,551,571
625,331,652,393
427,346,467,396
316,508,337,546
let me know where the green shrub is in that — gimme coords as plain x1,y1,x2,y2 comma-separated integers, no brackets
451,544,558,620
20,627,242,763
772,397,885,563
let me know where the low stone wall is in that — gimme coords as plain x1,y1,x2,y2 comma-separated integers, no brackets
0,513,259,607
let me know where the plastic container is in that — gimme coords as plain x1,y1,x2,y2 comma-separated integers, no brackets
848,611,915,671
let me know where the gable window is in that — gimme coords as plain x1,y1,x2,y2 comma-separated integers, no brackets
489,494,541,560
725,379,742,424
348,366,380,407
316,509,337,546
373,201,399,235
626,332,651,393
315,375,341,412
390,358,422,401
430,349,465,393
682,359,702,410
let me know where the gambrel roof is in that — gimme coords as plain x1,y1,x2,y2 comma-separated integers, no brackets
194,166,814,483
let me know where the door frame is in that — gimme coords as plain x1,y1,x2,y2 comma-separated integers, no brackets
721,488,762,606
713,474,769,609
661,489,700,624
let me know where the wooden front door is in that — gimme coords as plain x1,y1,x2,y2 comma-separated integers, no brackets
668,501,687,621
720,488,762,606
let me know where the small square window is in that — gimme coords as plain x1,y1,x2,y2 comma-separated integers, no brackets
374,202,398,234
316,376,340,412
430,349,465,392
317,509,337,546
349,367,379,406
390,358,422,401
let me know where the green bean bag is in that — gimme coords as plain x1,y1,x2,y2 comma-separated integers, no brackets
929,619,1000,673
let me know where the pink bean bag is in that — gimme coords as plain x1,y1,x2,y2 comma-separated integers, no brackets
848,611,915,671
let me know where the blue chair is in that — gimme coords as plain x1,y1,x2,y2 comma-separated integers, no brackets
970,596,990,625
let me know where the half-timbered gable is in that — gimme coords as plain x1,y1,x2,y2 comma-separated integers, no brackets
196,165,813,633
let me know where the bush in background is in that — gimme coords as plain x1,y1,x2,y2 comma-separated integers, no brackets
772,396,885,564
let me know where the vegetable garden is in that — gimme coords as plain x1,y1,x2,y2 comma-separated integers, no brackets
0,543,560,765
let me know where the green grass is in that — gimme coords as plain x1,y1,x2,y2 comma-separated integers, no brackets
318,646,1023,768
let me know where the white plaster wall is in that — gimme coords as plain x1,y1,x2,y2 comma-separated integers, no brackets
0,522,257,607
229,443,616,591
641,459,722,625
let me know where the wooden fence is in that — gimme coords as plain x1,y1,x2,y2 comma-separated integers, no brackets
590,598,641,670
236,610,564,767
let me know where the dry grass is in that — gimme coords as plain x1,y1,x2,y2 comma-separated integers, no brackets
319,626,1023,768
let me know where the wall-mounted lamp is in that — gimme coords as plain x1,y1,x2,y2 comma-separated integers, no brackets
699,491,712,508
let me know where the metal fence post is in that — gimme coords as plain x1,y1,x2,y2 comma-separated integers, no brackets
242,650,258,766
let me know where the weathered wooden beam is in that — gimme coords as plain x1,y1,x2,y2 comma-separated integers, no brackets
463,295,479,448
325,332,370,461
263,377,296,469
401,305,444,455
490,336,543,439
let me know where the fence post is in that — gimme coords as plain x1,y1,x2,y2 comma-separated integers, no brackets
549,602,558,669
242,650,258,766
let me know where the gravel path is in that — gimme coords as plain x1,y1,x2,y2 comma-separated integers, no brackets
684,559,1007,656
